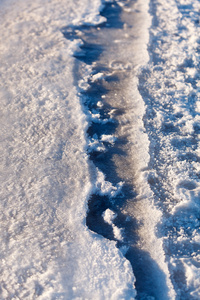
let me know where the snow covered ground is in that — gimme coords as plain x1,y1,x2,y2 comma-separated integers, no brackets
139,0,200,298
0,0,136,298
1,0,200,298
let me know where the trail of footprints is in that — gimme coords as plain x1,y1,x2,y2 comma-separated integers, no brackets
62,1,132,246
63,1,184,298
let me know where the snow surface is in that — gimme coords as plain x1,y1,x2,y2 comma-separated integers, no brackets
0,0,136,298
2,0,200,297
139,0,200,297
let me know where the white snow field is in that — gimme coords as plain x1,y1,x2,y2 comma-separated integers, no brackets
1,0,200,298
0,0,136,299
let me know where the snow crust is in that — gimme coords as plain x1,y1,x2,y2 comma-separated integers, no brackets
0,0,136,298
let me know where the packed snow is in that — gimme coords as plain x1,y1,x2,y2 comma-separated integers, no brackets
139,0,200,298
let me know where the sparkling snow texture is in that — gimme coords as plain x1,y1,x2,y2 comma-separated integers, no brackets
140,0,200,297
0,0,136,298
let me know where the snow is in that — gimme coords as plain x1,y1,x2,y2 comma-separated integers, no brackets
2,0,200,296
0,0,136,298
139,0,200,297
95,169,124,198
101,134,117,145
103,209,124,241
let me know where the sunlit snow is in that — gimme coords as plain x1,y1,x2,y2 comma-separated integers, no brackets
1,0,200,298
